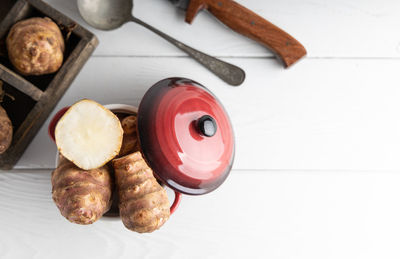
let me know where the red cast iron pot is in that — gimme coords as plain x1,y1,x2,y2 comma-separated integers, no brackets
48,78,235,215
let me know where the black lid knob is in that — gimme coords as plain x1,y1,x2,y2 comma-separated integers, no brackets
197,115,217,137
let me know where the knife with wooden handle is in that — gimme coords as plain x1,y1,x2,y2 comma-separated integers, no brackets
169,0,307,68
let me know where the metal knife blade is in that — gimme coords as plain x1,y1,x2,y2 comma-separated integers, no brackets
168,0,189,10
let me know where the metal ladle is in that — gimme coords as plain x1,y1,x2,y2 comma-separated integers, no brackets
77,0,245,86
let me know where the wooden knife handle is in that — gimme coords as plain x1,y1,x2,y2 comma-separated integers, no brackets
185,0,307,67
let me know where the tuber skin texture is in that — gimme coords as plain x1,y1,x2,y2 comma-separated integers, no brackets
0,106,12,154
121,115,136,135
0,81,12,154
119,115,140,157
52,155,113,225
112,151,170,233
6,17,65,76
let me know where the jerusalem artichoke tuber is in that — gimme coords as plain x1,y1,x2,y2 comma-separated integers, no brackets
0,81,12,154
55,99,123,170
112,151,170,233
52,155,113,224
6,17,65,76
119,115,140,157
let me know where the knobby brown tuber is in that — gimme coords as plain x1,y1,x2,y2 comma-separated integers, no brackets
6,17,65,75
112,151,170,233
119,115,140,157
52,155,113,224
0,81,12,154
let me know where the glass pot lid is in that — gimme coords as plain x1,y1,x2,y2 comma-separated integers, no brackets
137,78,235,195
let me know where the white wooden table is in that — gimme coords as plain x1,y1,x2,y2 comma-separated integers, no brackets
2,0,400,258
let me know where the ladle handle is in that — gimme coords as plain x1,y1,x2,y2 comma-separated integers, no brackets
130,16,245,86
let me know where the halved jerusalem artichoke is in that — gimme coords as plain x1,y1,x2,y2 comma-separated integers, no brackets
55,99,123,170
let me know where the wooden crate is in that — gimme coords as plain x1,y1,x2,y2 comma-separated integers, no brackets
0,0,98,169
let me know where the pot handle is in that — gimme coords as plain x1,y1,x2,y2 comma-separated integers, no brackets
170,191,182,214
48,107,183,214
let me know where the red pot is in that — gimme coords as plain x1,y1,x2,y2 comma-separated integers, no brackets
48,78,235,215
